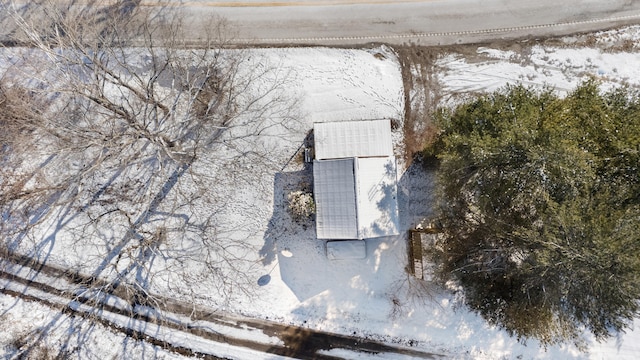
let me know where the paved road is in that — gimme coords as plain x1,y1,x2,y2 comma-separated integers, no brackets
4,1,640,46
168,0,640,45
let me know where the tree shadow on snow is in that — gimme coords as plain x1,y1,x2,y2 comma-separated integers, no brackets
271,156,438,328
261,159,417,307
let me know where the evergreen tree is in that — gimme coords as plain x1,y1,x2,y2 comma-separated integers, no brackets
428,81,640,347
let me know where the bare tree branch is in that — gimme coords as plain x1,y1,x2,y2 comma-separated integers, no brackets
0,0,301,333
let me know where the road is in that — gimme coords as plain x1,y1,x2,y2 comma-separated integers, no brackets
166,0,640,45
0,252,444,359
4,1,640,46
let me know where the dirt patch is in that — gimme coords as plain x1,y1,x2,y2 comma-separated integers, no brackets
394,41,511,164
393,25,640,165
394,45,443,165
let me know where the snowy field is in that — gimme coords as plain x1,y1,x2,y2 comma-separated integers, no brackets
438,26,640,100
3,26,640,359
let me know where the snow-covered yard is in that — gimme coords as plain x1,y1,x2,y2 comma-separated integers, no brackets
3,26,640,360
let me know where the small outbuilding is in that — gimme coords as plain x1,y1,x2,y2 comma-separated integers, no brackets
313,120,400,240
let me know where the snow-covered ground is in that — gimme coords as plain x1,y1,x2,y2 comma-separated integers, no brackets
0,291,292,360
3,26,640,360
438,26,640,100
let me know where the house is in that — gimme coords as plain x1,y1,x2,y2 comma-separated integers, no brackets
313,120,400,240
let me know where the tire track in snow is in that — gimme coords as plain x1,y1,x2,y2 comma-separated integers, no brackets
0,254,444,359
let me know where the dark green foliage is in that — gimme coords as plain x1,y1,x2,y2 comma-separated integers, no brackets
428,81,640,348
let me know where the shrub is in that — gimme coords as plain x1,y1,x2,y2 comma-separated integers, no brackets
287,190,315,222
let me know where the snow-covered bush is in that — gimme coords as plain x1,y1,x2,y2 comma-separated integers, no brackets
287,190,315,222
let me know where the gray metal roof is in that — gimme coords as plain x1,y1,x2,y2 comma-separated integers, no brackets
313,157,399,240
314,120,393,160
313,159,358,239
313,119,399,240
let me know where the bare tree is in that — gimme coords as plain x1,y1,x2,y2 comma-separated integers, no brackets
1,0,300,315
